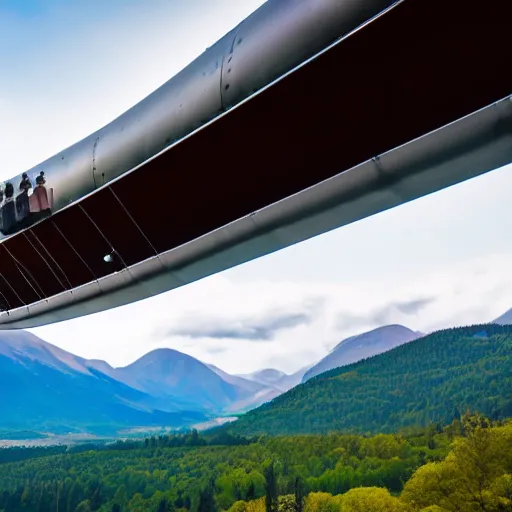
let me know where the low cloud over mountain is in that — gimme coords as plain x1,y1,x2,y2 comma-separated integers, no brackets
336,298,434,331
165,309,313,341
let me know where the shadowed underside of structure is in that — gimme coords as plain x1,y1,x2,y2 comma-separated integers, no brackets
0,0,511,328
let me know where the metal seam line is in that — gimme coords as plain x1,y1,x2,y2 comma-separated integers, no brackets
50,220,98,281
23,232,68,292
0,272,25,306
28,230,73,290
78,203,129,270
219,23,244,111
3,245,44,301
108,187,160,257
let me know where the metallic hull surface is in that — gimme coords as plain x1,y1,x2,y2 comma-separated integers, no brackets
0,0,510,328
0,0,394,237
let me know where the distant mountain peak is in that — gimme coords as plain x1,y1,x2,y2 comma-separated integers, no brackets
125,347,186,363
238,367,307,393
302,324,421,382
249,369,287,381
0,330,94,376
493,308,512,325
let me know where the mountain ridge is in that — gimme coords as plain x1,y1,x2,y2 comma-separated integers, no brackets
113,348,252,412
0,333,281,434
493,307,512,325
302,324,422,382
0,333,207,434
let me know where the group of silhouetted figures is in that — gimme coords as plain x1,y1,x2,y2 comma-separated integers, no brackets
0,171,53,236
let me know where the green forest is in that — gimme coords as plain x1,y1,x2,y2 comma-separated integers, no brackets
0,414,511,511
227,325,512,436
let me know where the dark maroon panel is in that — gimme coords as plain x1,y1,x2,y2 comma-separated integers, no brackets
0,245,39,306
49,207,115,280
27,221,96,288
1,0,510,307
79,188,157,267
3,233,66,298
112,0,511,254
0,246,23,310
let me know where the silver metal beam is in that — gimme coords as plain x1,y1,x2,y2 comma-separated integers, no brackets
2,95,510,329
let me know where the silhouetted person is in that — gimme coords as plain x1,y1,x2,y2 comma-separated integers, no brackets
19,173,32,192
1,182,16,234
4,182,13,199
16,172,32,220
0,187,3,233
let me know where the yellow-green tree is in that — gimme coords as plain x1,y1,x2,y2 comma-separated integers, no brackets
304,492,340,512
340,487,407,512
402,419,512,511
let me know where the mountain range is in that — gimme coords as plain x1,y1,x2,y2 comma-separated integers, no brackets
0,306,510,436
0,331,305,435
0,331,206,435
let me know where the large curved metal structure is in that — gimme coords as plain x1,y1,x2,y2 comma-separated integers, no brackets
0,0,510,328
0,0,395,231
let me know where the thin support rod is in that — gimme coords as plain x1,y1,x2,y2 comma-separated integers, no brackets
0,272,25,306
0,290,11,310
78,203,129,269
23,232,68,292
50,220,97,281
108,186,159,256
28,230,73,290
3,245,43,301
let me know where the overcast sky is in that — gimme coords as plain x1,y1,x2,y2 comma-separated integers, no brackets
2,0,511,375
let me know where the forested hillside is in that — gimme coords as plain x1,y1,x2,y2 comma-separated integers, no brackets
226,324,512,435
0,414,510,511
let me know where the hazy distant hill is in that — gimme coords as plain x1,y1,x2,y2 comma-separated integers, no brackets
493,308,512,325
226,324,512,436
302,324,422,382
240,367,307,392
206,364,267,394
0,331,206,434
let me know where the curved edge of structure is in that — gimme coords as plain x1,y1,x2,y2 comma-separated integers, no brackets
3,95,511,329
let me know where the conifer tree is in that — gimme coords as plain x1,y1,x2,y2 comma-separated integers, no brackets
265,463,277,512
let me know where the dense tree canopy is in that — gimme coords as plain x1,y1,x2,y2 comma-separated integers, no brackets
1,414,510,511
